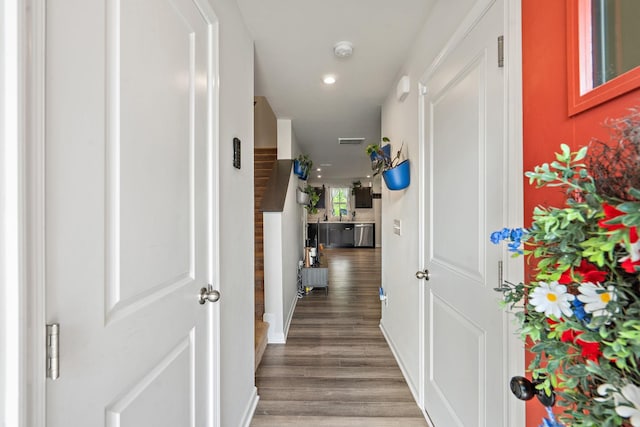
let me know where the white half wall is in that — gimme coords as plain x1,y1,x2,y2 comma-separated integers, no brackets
263,212,284,342
263,169,304,343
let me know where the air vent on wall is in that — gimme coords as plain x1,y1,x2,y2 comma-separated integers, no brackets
338,137,365,145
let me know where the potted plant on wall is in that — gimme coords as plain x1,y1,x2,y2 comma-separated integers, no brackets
304,185,320,214
296,185,320,213
294,154,313,180
365,137,410,190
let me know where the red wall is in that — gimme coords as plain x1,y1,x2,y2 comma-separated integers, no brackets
522,1,640,425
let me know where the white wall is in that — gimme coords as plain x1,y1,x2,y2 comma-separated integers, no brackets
378,0,476,398
277,119,292,159
254,96,277,148
281,173,304,336
263,212,284,341
206,0,257,425
263,117,304,344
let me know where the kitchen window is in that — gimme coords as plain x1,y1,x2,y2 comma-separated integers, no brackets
330,187,350,219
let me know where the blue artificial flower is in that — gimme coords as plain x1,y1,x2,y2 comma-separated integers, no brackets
490,230,503,244
491,227,527,253
571,299,590,324
510,227,524,241
508,240,524,255
500,227,510,240
539,407,565,427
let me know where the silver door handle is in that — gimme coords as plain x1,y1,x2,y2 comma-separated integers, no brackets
199,286,221,304
415,269,430,280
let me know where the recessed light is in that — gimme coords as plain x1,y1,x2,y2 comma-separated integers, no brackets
323,75,336,85
316,168,322,172
317,175,322,178
366,175,371,178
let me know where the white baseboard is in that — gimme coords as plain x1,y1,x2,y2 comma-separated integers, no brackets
264,294,298,344
263,312,285,344
267,331,286,344
240,386,259,427
283,292,298,339
379,322,431,424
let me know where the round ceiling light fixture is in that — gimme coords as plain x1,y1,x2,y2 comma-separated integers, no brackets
323,75,336,85
334,41,353,58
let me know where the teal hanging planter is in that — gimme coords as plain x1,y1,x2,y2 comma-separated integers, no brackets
382,160,410,190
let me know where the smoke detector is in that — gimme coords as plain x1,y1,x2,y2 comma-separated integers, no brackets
334,41,353,58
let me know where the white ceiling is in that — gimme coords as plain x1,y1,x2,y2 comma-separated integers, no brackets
236,0,436,180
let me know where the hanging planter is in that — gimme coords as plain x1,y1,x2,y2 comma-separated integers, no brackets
365,137,410,191
293,160,307,179
382,160,410,190
294,154,312,180
296,187,310,204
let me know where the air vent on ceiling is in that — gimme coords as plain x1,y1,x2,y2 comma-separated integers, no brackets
338,137,365,145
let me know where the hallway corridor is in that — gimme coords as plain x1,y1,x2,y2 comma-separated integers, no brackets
251,249,427,427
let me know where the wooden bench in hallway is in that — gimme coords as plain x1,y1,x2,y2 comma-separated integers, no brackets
251,248,428,427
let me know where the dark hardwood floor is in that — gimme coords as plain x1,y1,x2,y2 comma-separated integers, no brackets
251,248,427,427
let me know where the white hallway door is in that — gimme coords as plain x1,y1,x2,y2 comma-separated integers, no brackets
420,1,507,426
45,0,219,425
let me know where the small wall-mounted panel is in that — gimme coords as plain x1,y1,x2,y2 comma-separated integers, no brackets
397,75,410,102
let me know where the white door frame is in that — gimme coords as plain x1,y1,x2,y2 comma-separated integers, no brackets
1,1,45,425
416,0,525,425
2,1,222,425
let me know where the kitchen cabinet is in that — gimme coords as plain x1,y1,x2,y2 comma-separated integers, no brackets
308,222,374,248
353,187,372,208
324,223,355,247
314,187,325,209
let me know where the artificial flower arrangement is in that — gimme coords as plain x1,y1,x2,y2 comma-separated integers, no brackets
492,110,640,427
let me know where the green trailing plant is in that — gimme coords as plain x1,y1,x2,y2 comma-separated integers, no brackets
365,137,404,176
491,110,640,427
303,185,320,214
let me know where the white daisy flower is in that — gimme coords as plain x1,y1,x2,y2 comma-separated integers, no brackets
577,282,616,317
596,383,619,403
529,281,575,319
620,239,640,263
616,383,640,427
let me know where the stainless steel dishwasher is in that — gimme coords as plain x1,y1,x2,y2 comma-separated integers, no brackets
354,223,374,247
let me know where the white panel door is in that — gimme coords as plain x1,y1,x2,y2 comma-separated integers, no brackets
45,0,219,426
421,1,506,426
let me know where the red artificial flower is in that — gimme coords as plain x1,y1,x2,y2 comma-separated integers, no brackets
578,340,602,362
560,329,602,362
621,257,640,274
558,259,608,285
560,329,577,342
599,204,639,243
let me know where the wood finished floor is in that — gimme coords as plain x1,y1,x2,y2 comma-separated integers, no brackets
251,248,427,427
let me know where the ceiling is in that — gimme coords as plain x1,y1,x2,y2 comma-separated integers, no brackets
236,0,436,181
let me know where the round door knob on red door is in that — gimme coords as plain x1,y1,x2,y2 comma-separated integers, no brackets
415,269,430,280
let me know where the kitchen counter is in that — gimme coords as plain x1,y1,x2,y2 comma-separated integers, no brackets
313,220,375,224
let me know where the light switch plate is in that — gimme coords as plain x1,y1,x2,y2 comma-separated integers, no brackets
393,219,401,236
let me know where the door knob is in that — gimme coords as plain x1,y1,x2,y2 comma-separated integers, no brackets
415,269,430,280
199,286,221,304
